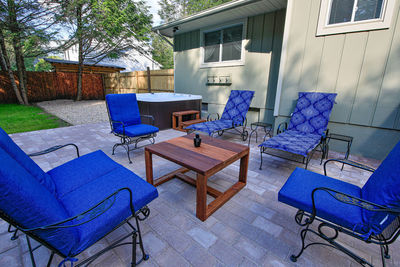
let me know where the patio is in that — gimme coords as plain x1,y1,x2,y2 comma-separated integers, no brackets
0,122,398,267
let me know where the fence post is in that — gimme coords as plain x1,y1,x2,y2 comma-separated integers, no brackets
147,67,151,93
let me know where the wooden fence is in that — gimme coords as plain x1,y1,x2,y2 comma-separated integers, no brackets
104,69,174,95
0,71,104,103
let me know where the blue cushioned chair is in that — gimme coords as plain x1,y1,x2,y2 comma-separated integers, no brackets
185,90,255,141
259,92,337,169
278,141,400,266
0,127,158,266
106,93,159,163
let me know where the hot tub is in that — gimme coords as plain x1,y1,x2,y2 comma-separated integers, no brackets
137,93,202,130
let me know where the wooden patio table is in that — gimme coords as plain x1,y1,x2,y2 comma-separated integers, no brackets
145,134,249,221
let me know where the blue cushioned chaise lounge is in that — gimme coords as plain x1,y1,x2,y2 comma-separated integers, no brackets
0,127,158,266
279,141,400,266
185,90,254,141
259,92,337,169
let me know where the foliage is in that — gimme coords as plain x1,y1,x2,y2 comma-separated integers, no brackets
53,0,153,100
35,56,62,72
151,34,173,69
0,104,70,134
158,0,231,23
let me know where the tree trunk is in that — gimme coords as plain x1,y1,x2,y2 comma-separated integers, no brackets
8,0,29,105
0,29,24,104
76,4,83,101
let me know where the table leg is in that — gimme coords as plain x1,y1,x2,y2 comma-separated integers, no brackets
196,173,207,221
178,115,183,131
172,115,176,130
145,150,153,185
239,153,249,183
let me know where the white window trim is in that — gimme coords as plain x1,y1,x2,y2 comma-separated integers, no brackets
199,19,247,68
316,0,396,36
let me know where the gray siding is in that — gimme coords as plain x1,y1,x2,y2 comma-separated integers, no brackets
278,0,400,159
174,10,285,125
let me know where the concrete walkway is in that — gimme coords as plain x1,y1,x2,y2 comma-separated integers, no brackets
1,123,397,267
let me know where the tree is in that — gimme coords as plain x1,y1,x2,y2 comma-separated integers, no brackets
54,0,152,101
154,0,231,69
158,0,231,23
151,34,173,69
35,56,61,71
0,0,64,105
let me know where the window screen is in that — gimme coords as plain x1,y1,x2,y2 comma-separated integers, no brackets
355,0,384,21
329,0,355,24
222,25,243,61
204,31,220,63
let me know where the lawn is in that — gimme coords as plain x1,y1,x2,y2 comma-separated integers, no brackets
0,104,70,134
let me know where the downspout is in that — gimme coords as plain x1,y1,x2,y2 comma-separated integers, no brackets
273,0,294,117
156,30,175,93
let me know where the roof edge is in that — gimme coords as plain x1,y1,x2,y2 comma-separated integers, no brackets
152,0,262,33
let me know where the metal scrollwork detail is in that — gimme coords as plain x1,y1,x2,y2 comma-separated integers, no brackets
335,193,374,210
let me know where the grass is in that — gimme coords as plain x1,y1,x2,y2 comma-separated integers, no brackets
0,104,70,134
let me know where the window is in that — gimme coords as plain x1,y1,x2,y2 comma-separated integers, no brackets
317,0,395,36
201,23,245,67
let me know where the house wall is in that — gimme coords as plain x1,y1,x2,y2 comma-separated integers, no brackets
173,10,285,125
277,0,400,159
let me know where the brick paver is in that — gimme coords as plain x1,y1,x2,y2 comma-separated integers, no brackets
1,122,397,267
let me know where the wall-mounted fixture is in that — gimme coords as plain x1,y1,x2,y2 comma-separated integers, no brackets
206,74,232,86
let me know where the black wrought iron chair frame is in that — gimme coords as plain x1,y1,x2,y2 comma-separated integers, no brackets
259,122,328,170
106,107,157,163
289,159,400,267
2,144,151,267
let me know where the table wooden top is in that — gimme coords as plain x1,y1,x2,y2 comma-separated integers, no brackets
145,134,249,176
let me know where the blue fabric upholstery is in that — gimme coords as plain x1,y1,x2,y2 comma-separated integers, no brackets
48,150,158,255
259,130,321,157
106,94,141,128
361,141,400,234
279,168,364,232
0,128,56,195
287,92,337,135
259,92,336,157
0,127,158,257
106,93,159,137
0,130,77,256
186,90,254,135
114,124,159,138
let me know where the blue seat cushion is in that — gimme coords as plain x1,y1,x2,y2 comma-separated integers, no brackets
0,146,77,257
106,94,141,128
361,141,400,234
185,120,234,135
0,127,56,195
48,150,158,255
279,168,364,232
259,130,321,157
114,124,159,137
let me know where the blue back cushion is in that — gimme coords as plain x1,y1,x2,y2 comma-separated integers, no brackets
361,141,400,233
288,92,337,136
220,90,254,123
0,146,78,256
106,94,141,130
0,128,56,195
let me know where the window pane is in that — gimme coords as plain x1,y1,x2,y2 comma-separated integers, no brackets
328,0,355,24
222,25,242,61
355,0,384,21
204,31,220,63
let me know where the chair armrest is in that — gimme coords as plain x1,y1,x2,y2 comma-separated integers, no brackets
140,115,155,125
207,113,220,121
28,144,80,158
17,187,149,233
110,120,127,135
232,115,246,127
302,187,400,227
324,159,375,176
277,122,287,134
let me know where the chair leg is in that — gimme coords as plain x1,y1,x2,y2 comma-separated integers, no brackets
46,251,54,267
290,225,310,262
259,148,263,170
131,232,137,267
381,243,390,267
26,236,37,267
8,224,19,240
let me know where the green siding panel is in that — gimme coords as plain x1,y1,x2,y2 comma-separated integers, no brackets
261,12,276,53
174,30,200,52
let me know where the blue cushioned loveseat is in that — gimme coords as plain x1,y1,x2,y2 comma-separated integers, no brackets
0,127,158,266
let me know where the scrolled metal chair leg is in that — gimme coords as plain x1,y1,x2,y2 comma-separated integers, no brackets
259,148,263,170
